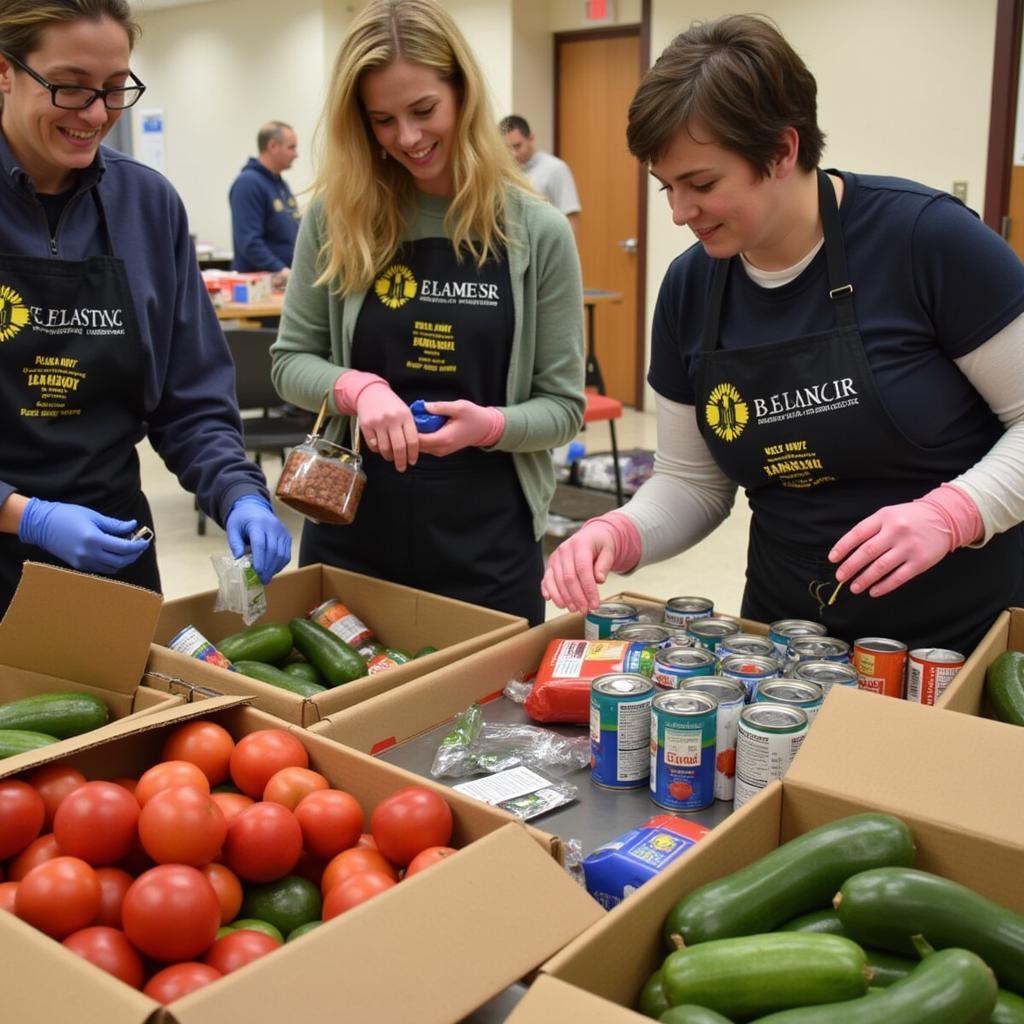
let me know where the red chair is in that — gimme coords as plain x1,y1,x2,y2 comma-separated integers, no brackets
582,389,625,506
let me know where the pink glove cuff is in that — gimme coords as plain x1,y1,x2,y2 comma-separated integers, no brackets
333,370,388,415
478,408,505,447
914,483,982,550
588,512,642,574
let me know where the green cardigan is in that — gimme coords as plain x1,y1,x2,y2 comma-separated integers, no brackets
270,187,585,540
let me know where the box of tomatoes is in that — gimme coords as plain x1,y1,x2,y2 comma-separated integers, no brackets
0,697,603,1024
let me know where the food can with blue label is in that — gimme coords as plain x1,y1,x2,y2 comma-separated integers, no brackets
662,625,694,649
753,678,825,724
734,704,808,809
590,673,654,789
167,625,235,672
652,647,717,690
716,633,781,665
784,636,851,674
792,660,860,697
664,596,714,628
585,602,641,640
718,653,782,701
612,623,673,649
768,619,827,660
649,691,717,811
679,676,746,801
688,615,742,652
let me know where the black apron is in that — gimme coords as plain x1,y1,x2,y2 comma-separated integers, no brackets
300,238,545,625
0,188,159,615
696,171,1023,654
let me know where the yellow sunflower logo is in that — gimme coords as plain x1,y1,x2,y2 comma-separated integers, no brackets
0,284,31,343
706,382,749,442
374,263,418,310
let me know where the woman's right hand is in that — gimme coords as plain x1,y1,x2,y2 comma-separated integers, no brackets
541,519,620,613
355,381,420,472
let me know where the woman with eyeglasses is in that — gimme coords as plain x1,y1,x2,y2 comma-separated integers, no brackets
271,0,584,624
543,14,1024,657
0,0,292,613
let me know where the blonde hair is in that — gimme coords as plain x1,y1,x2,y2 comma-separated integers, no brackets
314,0,529,295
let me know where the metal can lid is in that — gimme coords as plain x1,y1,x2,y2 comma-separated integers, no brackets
909,648,965,664
793,660,859,685
740,702,808,731
720,634,779,655
613,623,671,644
666,596,714,613
770,619,827,638
854,637,908,654
655,647,717,669
590,602,640,620
720,653,780,675
756,679,824,703
688,616,741,639
653,690,717,715
679,676,746,704
787,636,851,658
592,672,654,697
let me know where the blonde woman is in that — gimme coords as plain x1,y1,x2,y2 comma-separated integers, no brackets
272,0,584,624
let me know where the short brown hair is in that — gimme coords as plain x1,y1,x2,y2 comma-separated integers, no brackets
627,14,824,176
0,0,140,58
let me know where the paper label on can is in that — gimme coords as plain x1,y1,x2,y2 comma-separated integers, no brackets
664,730,701,768
616,699,652,781
734,728,805,808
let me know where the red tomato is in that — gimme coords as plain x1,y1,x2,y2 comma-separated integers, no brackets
23,763,85,830
370,786,453,867
134,760,210,807
53,781,140,866
144,962,222,1005
0,881,18,913
63,926,145,989
222,802,302,883
321,871,396,920
0,780,46,860
203,928,280,974
262,766,329,810
403,846,457,878
138,786,226,866
294,789,364,861
229,729,309,798
94,867,134,929
320,846,399,896
209,790,254,825
161,720,235,786
121,864,221,962
200,863,243,924
8,832,61,880
14,856,100,938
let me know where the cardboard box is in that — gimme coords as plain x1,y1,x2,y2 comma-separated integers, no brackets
148,564,527,726
533,685,1024,1020
936,606,1024,717
0,697,604,1024
507,975,650,1023
310,592,765,754
0,563,181,749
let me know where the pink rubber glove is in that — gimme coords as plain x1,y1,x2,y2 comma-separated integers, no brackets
541,513,643,612
828,483,982,598
333,371,419,472
416,400,505,457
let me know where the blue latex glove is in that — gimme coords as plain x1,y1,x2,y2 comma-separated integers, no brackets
17,497,150,574
225,495,291,584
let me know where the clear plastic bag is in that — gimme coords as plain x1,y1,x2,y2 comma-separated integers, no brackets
211,553,267,625
498,781,579,822
502,673,533,704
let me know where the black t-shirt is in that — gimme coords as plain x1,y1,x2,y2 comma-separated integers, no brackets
36,187,76,238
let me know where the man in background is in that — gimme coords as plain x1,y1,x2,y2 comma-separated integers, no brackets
500,114,581,235
229,121,301,279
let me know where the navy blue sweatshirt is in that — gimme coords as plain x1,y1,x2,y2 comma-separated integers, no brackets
229,158,300,272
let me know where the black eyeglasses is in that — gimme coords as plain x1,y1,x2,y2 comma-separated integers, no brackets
1,50,145,110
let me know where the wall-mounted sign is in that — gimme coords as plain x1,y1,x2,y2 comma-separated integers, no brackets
136,107,165,173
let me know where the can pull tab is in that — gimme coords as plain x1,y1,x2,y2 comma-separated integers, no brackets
410,399,448,433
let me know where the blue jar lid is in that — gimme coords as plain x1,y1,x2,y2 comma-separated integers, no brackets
410,399,448,433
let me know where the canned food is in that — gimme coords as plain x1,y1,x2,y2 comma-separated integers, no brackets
585,602,640,640
612,623,673,648
853,637,908,698
906,648,965,706
308,598,374,648
167,625,235,672
688,615,742,652
679,677,745,801
356,638,385,661
366,648,412,674
785,636,850,671
768,619,827,660
718,653,782,700
590,673,655,789
649,691,717,811
753,678,825,724
734,703,808,809
662,625,694,649
664,596,714,628
792,660,859,697
652,647,717,690
716,634,781,664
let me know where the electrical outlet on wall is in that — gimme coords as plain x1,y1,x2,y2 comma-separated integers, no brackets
952,181,969,202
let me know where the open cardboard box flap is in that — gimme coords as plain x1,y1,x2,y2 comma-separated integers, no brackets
0,561,162,696
506,975,650,1024
937,606,1024,716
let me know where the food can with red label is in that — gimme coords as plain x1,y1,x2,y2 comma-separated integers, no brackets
651,647,717,690
167,625,235,672
734,703,808,809
688,616,742,652
649,690,717,811
590,673,655,789
664,596,714,628
679,676,745,801
308,598,374,648
906,648,966,705
718,653,781,701
853,637,908,698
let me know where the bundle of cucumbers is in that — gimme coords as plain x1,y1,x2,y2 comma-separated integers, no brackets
985,651,1024,726
638,812,1024,1023
0,691,109,759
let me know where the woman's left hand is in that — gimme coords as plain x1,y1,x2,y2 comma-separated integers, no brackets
416,400,504,457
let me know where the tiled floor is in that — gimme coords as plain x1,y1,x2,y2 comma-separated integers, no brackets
142,406,752,619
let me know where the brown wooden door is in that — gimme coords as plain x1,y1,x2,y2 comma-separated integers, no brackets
557,30,644,408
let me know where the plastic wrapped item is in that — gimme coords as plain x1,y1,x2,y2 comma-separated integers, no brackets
570,448,654,495
211,553,267,625
498,780,579,821
502,674,533,704
561,838,586,887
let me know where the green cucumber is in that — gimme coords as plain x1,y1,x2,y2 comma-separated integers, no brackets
232,660,326,697
217,623,294,665
289,618,367,686
660,1007,735,1024
663,813,915,949
777,908,849,936
994,990,1024,1024
662,932,870,1019
413,645,438,659
282,661,325,687
0,691,108,738
0,728,60,758
638,970,672,1018
750,947,996,1023
985,651,1024,726
835,867,1024,995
